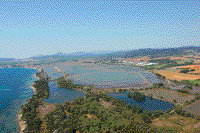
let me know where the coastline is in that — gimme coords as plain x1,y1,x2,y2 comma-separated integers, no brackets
34,74,40,80
18,69,41,133
17,65,159,132
18,112,26,133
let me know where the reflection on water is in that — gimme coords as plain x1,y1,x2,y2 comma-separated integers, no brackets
44,65,162,89
43,81,86,104
107,92,174,112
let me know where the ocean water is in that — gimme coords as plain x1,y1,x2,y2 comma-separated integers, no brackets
0,68,38,133
0,65,163,132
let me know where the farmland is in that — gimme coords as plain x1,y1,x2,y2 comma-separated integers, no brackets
139,88,196,106
156,65,200,81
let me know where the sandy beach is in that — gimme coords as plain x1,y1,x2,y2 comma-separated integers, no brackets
34,74,40,80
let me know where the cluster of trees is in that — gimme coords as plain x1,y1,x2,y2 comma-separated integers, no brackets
181,80,200,87
155,73,166,79
179,68,195,73
57,92,153,132
128,92,146,101
41,104,66,133
57,76,83,90
59,92,178,132
160,61,194,70
152,83,164,88
20,95,43,133
174,105,196,118
32,79,50,99
118,89,127,93
20,78,50,132
21,86,198,132
184,96,200,107
177,89,190,94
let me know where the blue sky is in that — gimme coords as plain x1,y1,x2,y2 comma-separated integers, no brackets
0,0,199,59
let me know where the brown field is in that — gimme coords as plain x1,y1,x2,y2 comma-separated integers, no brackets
151,112,200,133
38,102,56,118
174,65,200,74
139,89,195,105
157,65,200,81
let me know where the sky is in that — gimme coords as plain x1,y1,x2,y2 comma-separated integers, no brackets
0,0,199,59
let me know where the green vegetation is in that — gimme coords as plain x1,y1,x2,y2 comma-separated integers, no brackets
141,59,194,70
182,80,200,86
59,92,153,132
177,89,190,94
57,76,83,90
179,68,195,73
32,79,49,99
128,92,146,101
155,73,166,79
42,104,66,133
20,74,50,132
19,63,200,133
20,95,42,133
183,96,200,106
174,105,196,118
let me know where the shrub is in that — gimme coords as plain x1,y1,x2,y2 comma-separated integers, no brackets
118,89,123,93
179,69,190,73
173,99,177,103
177,90,189,94
152,110,164,119
128,92,146,101
141,112,152,124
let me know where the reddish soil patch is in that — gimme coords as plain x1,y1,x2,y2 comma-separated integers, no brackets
38,102,56,119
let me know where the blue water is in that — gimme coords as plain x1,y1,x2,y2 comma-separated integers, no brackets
0,68,38,133
43,64,162,88
107,92,174,112
43,81,86,104
0,65,163,132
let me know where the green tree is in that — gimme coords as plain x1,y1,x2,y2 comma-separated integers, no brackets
131,105,143,114
141,112,152,124
152,110,164,119
118,89,123,93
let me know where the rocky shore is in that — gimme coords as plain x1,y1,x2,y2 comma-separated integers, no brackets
18,111,27,133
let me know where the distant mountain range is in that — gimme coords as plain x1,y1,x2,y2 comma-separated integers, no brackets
0,46,199,62
0,58,15,62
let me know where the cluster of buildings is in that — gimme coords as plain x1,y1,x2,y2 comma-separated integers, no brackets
118,60,157,66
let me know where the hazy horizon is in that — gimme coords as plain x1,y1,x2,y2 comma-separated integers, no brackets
0,0,199,59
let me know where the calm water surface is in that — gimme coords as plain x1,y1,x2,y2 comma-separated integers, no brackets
43,64,162,88
0,65,164,132
43,81,86,104
0,68,38,133
107,92,174,112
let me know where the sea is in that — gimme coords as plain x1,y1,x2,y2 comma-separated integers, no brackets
0,65,165,132
0,68,38,133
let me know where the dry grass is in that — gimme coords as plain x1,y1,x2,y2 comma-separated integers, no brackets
151,112,200,133
157,69,200,81
139,89,195,105
156,65,200,81
38,102,56,118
